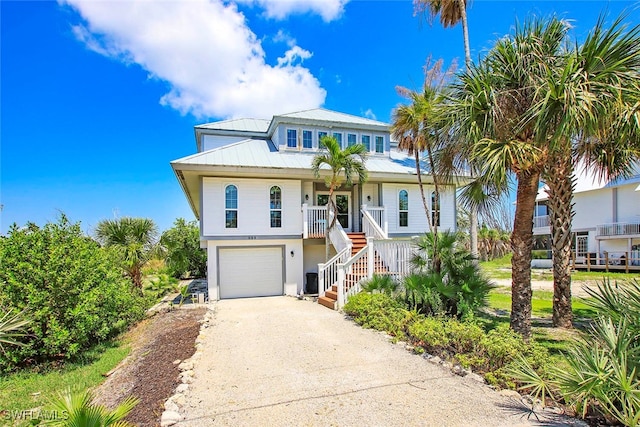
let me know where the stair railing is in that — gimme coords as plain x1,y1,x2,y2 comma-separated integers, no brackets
361,208,387,239
361,205,387,236
317,247,350,298
327,204,351,254
371,239,414,281
336,245,369,308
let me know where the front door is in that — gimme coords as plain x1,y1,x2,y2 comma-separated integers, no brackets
317,193,351,231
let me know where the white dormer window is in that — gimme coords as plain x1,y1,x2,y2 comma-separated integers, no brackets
361,135,371,151
347,133,357,147
302,130,313,149
333,132,343,148
287,129,297,148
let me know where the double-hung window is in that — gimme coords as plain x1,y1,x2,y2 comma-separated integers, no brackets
318,131,328,147
225,185,238,228
302,130,313,149
375,136,384,153
399,190,408,227
347,133,357,147
361,135,371,151
287,129,297,148
270,186,282,228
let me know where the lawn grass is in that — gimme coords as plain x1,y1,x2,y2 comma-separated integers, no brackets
0,340,130,412
488,288,596,319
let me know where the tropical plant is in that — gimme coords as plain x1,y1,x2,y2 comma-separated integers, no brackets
0,309,30,352
391,59,456,271
160,218,206,279
95,217,159,289
448,17,574,338
0,216,147,372
414,0,480,261
46,388,138,427
360,274,398,296
311,135,368,259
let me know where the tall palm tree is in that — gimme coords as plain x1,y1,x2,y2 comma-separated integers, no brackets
450,17,570,338
311,136,368,260
414,0,479,262
95,217,158,289
391,59,454,272
532,14,640,328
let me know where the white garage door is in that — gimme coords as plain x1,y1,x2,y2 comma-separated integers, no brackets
219,247,284,299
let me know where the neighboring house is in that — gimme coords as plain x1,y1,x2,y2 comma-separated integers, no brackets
171,108,464,308
533,163,640,269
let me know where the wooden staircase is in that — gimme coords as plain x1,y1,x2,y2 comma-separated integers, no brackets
318,233,370,310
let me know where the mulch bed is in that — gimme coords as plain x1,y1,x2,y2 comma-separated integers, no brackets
94,307,206,426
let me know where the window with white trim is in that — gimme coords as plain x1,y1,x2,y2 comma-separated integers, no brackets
287,129,297,148
431,191,440,226
361,134,371,151
270,186,282,228
399,190,408,227
225,185,238,228
333,132,343,148
347,133,357,147
375,136,384,153
302,130,312,149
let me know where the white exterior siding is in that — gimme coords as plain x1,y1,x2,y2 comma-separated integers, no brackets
202,177,302,237
273,124,389,155
362,183,379,206
382,184,455,235
572,188,612,230
616,185,640,223
206,239,304,300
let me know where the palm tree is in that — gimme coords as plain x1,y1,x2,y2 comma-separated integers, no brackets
47,388,138,427
311,136,368,260
0,309,30,352
414,0,479,262
391,59,454,272
450,17,571,338
532,14,640,328
95,217,158,289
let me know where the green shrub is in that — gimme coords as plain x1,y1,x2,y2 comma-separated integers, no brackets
0,216,148,372
343,293,409,338
143,273,179,300
360,274,398,296
407,317,450,352
160,218,207,278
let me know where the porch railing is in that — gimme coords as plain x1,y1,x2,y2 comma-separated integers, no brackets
371,239,414,281
362,205,387,235
327,206,352,254
302,204,328,238
337,246,369,307
317,246,350,298
533,215,550,228
362,208,387,239
596,222,640,237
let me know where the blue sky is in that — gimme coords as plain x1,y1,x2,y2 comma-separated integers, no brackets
2,0,638,234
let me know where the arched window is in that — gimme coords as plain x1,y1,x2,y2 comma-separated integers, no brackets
431,191,440,227
270,186,282,228
225,185,238,228
399,190,408,227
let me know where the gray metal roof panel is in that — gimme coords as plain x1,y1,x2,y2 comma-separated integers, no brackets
196,118,270,133
275,108,389,127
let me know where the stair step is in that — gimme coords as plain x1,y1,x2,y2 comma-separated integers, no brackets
318,296,337,310
325,290,338,300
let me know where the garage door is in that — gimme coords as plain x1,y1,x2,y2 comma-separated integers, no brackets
219,247,284,299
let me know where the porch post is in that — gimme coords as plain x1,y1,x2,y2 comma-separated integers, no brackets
382,205,388,236
337,263,345,309
302,203,308,239
367,237,374,279
317,263,325,297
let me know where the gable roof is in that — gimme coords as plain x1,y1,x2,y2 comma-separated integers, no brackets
195,118,270,133
275,108,388,127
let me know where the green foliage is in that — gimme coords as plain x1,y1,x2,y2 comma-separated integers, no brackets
95,217,158,289
406,231,494,318
143,273,179,300
0,309,30,351
160,218,206,279
531,249,550,260
360,274,398,296
45,388,138,426
178,284,190,308
343,293,411,339
0,215,147,372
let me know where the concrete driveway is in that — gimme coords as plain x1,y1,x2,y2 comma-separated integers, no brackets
175,297,580,426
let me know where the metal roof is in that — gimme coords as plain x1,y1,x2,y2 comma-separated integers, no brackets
173,138,423,175
275,108,389,127
195,118,270,133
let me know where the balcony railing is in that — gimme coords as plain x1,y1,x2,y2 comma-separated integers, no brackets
597,222,640,237
533,215,550,228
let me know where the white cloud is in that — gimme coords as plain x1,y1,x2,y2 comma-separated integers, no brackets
239,0,348,22
362,108,377,120
62,0,326,119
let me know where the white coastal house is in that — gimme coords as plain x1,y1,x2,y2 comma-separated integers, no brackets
171,108,465,308
533,163,640,270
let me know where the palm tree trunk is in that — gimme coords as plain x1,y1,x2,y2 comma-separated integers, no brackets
415,150,440,272
545,154,575,328
459,0,472,68
510,169,540,339
425,147,442,273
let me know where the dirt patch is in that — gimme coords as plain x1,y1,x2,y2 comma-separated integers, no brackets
94,307,206,426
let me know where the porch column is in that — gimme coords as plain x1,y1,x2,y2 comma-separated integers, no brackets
337,263,345,309
367,237,374,279
382,205,388,236
317,262,325,297
302,203,308,239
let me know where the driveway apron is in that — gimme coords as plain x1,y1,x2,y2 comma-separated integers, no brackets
176,297,577,426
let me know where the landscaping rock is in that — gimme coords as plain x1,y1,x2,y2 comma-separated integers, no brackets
176,383,189,393
498,389,521,399
178,361,194,371
466,372,485,383
160,410,182,427
164,400,179,412
428,356,442,364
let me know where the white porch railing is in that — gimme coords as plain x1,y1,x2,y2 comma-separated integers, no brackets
317,247,350,297
302,204,328,238
597,222,640,237
328,206,352,254
338,246,369,307
362,208,387,239
371,239,414,282
362,205,387,235
533,215,550,228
